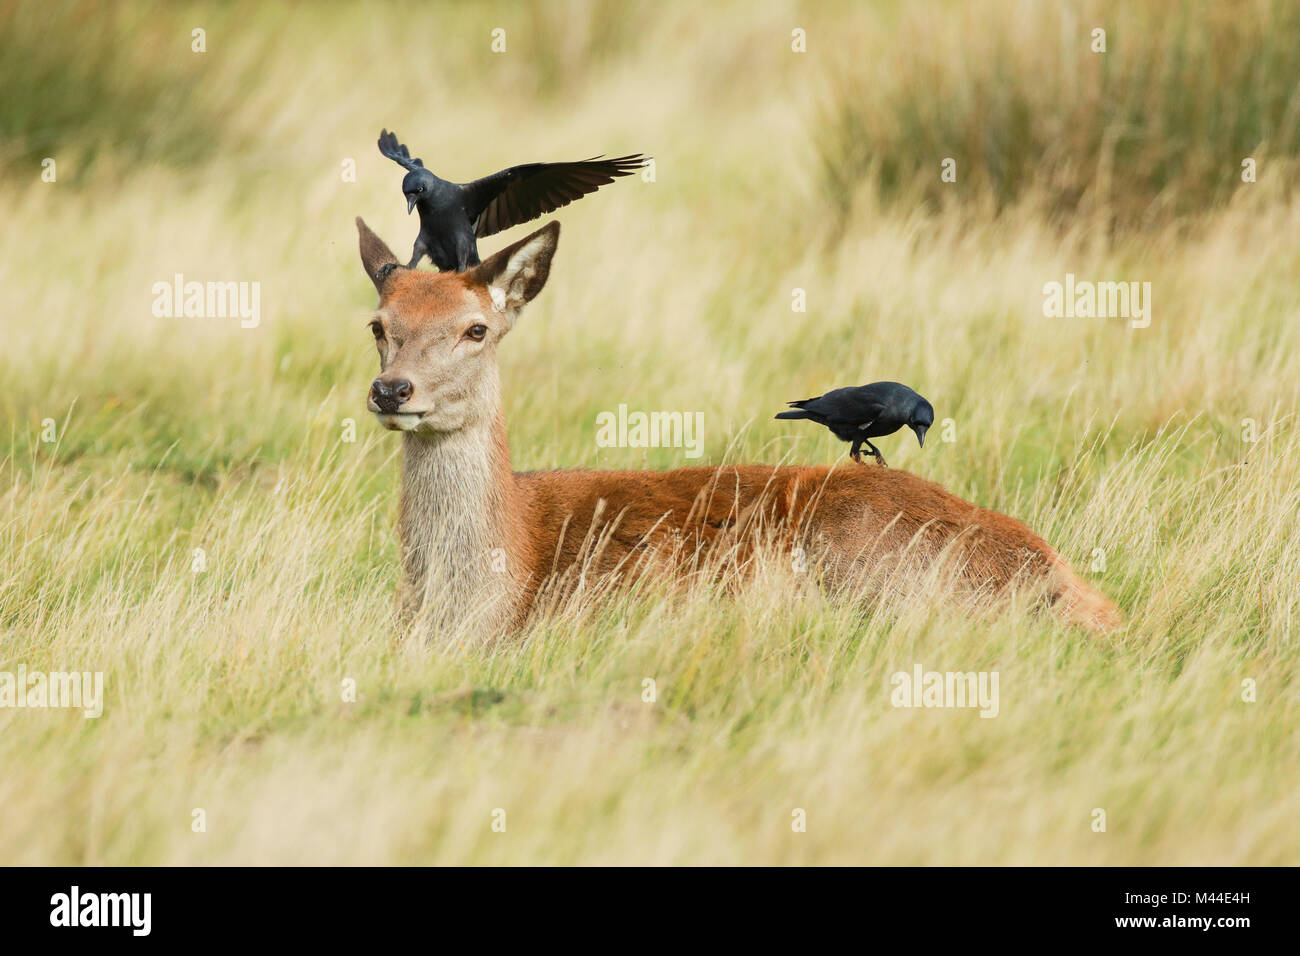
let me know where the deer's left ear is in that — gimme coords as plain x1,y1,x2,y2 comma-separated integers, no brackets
356,217,402,296
469,221,560,320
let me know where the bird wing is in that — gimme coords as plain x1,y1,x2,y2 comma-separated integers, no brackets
377,129,424,172
847,401,887,426
802,392,885,425
462,155,649,238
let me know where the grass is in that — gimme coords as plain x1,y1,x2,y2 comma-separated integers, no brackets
0,0,1297,864
816,0,1300,228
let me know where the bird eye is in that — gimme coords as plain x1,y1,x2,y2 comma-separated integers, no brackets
466,324,487,341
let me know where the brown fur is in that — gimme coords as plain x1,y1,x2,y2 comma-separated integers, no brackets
355,217,1121,638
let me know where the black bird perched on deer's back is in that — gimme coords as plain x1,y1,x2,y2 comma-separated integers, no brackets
377,129,649,272
775,381,934,466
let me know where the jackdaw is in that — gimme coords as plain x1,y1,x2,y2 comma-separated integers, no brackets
775,381,934,466
378,129,648,272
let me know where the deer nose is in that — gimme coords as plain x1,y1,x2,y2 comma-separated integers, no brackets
370,378,413,414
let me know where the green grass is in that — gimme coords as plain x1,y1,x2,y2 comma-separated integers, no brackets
817,0,1300,228
0,0,1296,864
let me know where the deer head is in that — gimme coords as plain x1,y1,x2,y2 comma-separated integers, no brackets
355,217,559,434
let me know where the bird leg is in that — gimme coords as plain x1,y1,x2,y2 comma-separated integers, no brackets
457,245,482,272
855,422,886,466
407,241,428,270
848,440,864,464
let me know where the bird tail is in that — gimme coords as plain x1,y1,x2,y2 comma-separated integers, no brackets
774,410,810,420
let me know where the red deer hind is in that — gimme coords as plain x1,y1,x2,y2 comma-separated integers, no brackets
355,217,1120,639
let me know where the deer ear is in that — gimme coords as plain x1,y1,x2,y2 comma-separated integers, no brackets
469,221,560,319
356,217,401,295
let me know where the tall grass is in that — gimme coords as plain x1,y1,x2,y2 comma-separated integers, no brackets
817,0,1300,228
0,2,231,173
0,0,1296,864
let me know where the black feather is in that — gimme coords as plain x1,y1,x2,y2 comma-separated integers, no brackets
774,381,934,466
375,130,649,271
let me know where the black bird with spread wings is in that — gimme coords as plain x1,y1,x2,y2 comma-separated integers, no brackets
378,129,649,272
775,381,934,466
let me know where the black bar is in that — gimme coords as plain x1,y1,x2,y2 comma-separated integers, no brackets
0,867,1279,942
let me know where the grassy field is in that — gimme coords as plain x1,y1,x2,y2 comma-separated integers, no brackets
1,0,1297,864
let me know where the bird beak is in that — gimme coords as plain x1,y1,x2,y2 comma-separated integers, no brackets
406,197,416,215
914,426,928,448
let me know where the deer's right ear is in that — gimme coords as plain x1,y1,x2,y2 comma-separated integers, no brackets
469,221,560,320
356,217,402,295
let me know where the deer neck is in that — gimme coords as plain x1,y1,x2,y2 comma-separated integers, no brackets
397,396,518,636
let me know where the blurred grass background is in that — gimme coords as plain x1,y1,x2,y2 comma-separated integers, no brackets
818,0,1300,228
0,0,1297,864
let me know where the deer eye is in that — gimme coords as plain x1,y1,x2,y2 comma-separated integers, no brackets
465,324,488,341
369,321,384,340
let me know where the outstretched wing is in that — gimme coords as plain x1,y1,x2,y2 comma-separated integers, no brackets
377,129,423,172
462,154,649,238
